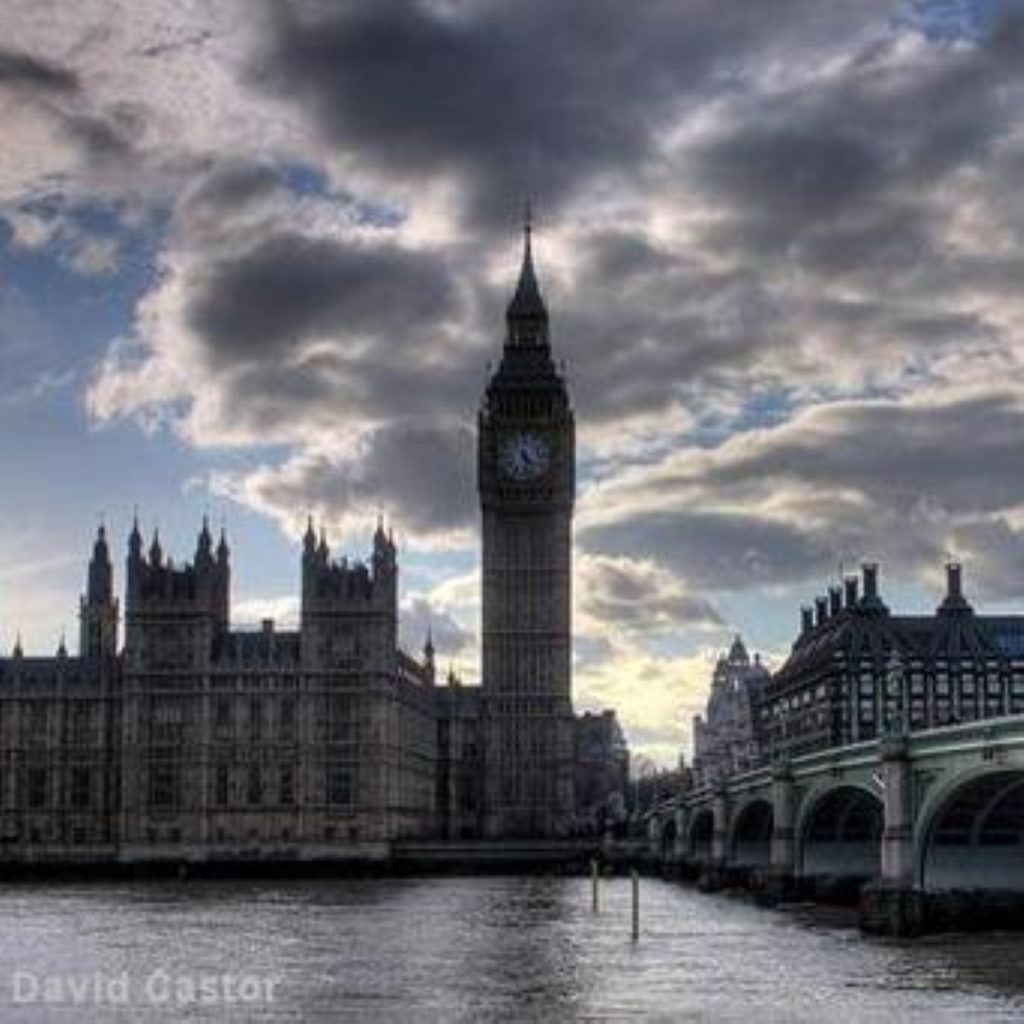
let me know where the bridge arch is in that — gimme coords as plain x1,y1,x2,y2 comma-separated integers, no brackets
729,797,773,868
687,807,714,864
916,767,1024,891
796,783,882,881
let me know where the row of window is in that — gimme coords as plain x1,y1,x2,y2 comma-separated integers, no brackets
0,766,96,810
145,695,361,744
148,764,356,811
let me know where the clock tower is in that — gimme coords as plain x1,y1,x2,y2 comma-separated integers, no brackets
479,223,575,838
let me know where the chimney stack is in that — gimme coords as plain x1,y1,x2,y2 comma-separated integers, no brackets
844,575,859,609
815,596,828,626
829,586,842,618
946,562,962,602
801,606,814,635
862,562,879,602
938,561,971,614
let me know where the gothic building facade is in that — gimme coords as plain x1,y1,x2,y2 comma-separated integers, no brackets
0,519,443,864
0,230,595,863
691,635,769,787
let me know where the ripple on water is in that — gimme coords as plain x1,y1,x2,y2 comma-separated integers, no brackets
0,878,1019,1022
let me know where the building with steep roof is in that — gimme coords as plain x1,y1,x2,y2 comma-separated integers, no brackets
761,563,1024,760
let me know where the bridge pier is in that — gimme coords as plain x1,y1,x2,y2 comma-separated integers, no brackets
699,787,730,891
763,760,799,903
860,736,926,936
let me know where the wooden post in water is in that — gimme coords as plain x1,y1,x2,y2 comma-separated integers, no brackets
591,859,600,912
631,869,639,942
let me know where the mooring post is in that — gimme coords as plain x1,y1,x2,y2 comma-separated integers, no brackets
591,858,600,912
631,868,639,942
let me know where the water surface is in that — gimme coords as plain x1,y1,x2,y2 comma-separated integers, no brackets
0,876,1021,1022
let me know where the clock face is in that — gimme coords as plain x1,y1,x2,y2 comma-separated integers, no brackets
499,432,551,481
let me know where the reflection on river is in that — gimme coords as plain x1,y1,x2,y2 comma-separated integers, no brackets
0,876,1021,1021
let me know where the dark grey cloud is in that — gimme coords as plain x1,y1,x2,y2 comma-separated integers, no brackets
0,48,79,94
694,128,886,225
581,390,1024,599
59,108,139,165
100,3,1024,441
583,511,828,592
579,556,723,631
256,0,889,228
187,231,457,360
687,13,1023,270
244,422,475,536
0,46,140,168
705,393,1024,519
179,159,282,217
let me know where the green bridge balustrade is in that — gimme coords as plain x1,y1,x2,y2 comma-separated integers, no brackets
648,715,1024,935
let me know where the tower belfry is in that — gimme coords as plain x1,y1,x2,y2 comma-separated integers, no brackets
478,223,576,838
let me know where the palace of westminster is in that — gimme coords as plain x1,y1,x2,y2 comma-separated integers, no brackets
0,229,630,863
6,228,1024,865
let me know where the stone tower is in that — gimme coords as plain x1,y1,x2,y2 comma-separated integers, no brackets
123,516,230,671
478,223,576,838
79,525,118,661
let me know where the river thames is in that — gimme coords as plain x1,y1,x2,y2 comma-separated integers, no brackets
0,876,1022,1022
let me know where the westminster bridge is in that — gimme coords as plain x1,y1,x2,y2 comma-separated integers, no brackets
648,715,1024,935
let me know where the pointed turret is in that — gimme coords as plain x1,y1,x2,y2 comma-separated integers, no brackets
196,515,214,568
12,633,22,659
303,515,317,557
82,523,119,659
128,512,143,560
216,526,229,563
423,627,436,685
212,526,230,632
87,524,113,605
373,513,389,555
149,529,163,568
126,513,143,611
506,214,548,347
727,634,750,666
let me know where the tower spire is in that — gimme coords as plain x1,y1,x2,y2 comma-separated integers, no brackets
506,209,548,343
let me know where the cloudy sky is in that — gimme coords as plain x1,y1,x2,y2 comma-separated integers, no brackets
3,0,1024,763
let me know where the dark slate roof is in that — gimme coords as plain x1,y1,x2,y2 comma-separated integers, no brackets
772,605,1024,693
